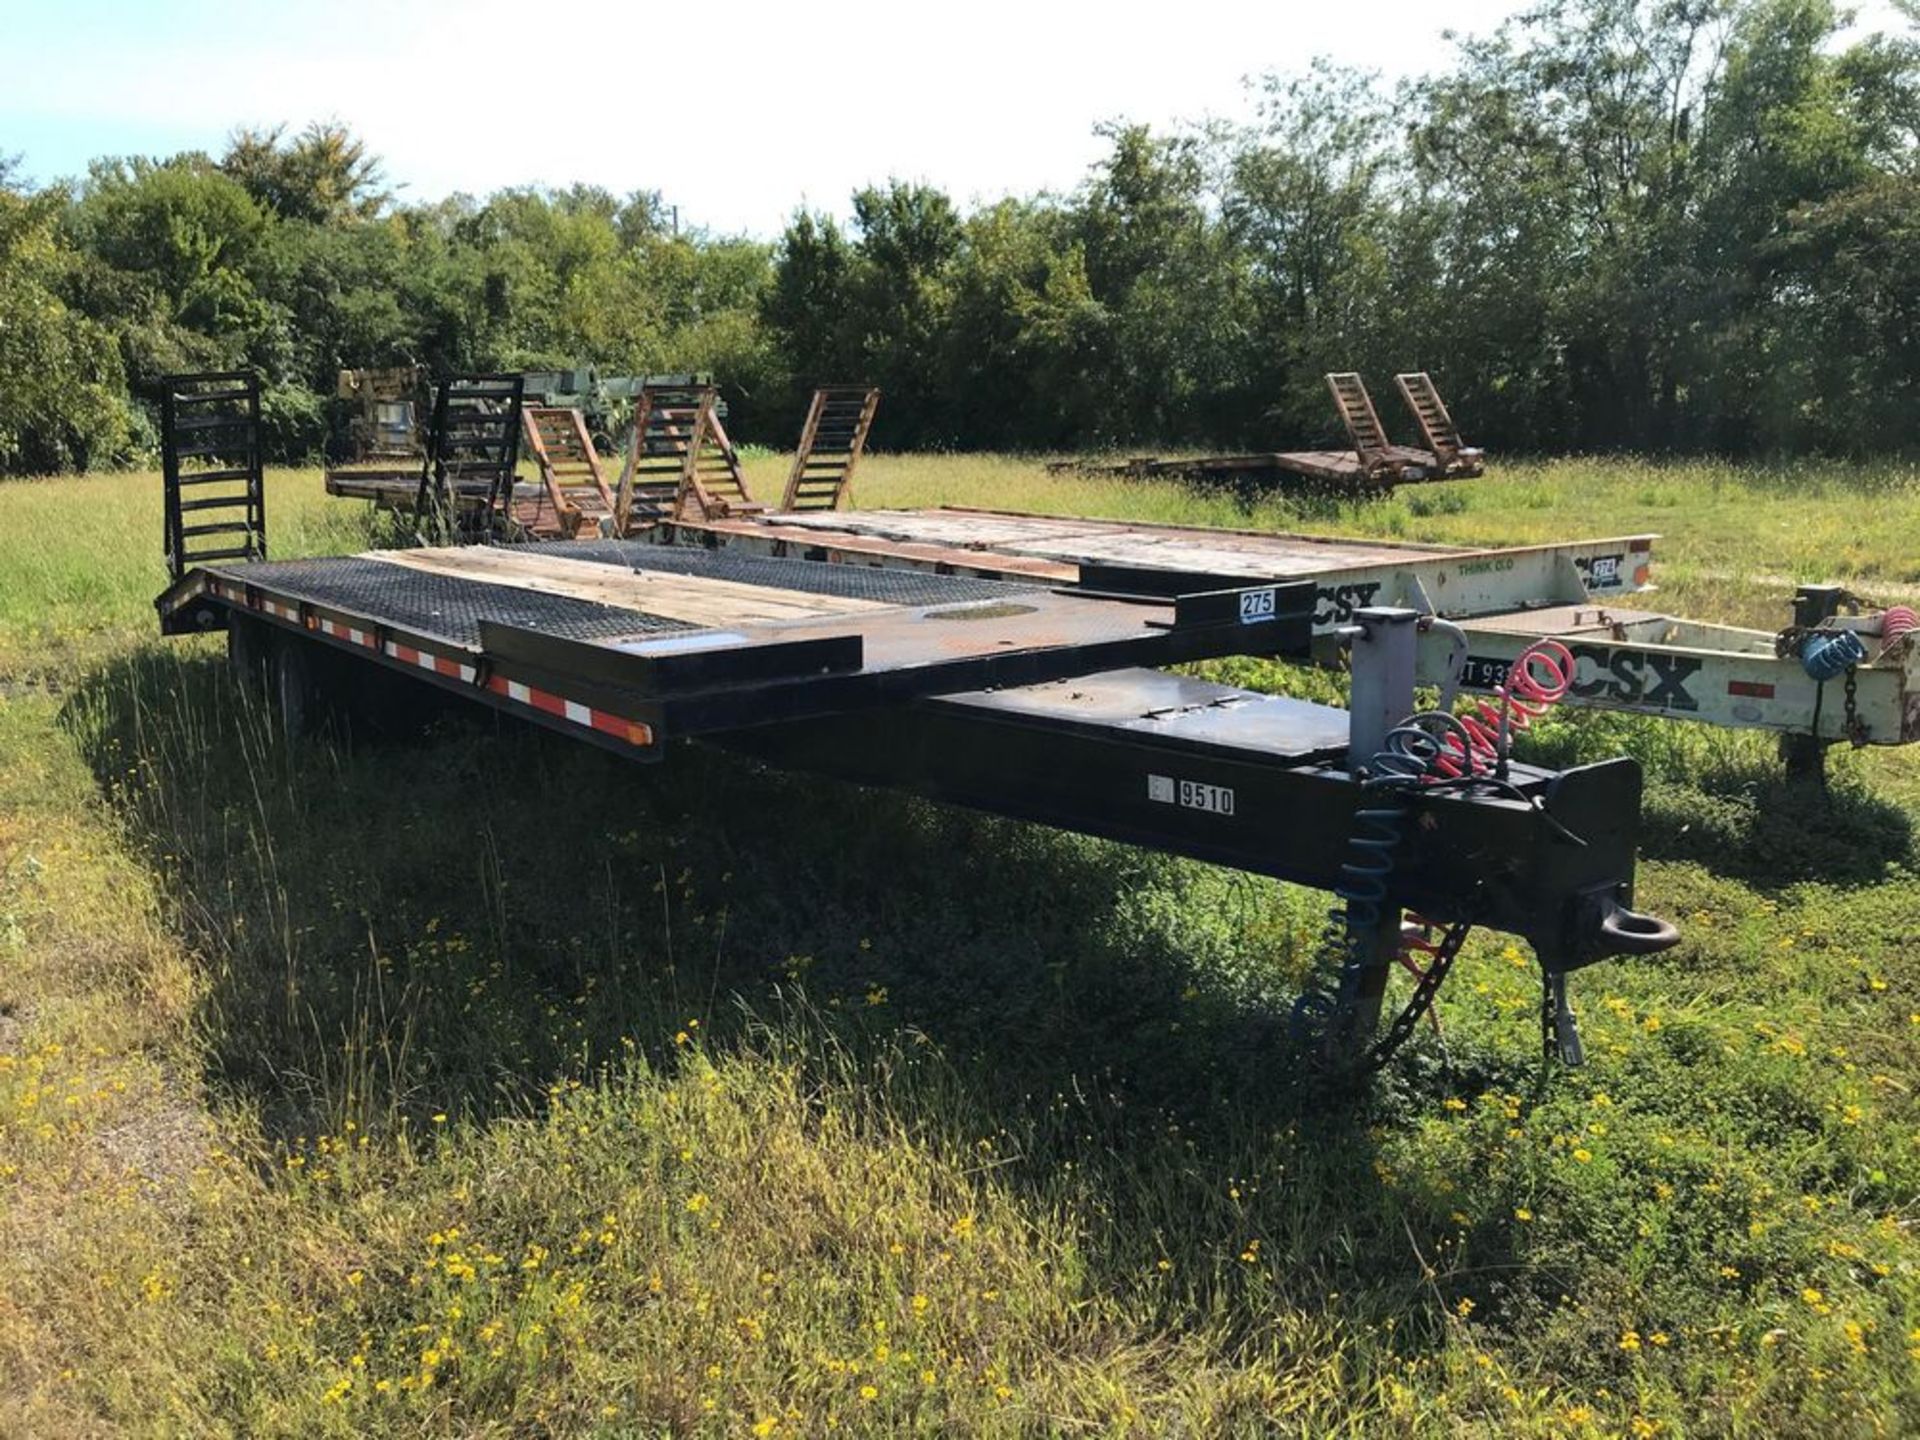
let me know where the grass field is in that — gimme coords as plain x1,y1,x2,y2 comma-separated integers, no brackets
1,455,1918,1437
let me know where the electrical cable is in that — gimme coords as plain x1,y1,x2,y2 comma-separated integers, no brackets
1290,642,1577,1069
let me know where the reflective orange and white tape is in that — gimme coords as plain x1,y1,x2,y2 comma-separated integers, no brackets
208,579,654,747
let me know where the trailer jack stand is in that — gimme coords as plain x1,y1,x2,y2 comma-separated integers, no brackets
1543,972,1585,1066
1779,731,1830,787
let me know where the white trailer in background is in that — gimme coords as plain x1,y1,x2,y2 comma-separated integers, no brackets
662,507,1920,755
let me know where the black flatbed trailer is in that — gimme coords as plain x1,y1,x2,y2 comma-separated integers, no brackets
155,537,1673,1069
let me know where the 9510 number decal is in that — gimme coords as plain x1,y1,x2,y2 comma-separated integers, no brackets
1147,774,1236,816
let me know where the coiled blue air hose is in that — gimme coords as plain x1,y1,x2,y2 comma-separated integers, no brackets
1800,629,1867,681
1290,713,1471,1045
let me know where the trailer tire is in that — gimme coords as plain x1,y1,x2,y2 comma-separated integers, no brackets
227,615,272,695
272,633,322,742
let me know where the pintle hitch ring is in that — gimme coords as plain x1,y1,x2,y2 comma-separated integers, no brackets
1598,905,1681,957
1550,892,1682,974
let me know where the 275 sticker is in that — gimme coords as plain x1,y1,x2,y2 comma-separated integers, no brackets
1238,588,1278,623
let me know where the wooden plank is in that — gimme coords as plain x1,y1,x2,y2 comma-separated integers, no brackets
365,546,894,628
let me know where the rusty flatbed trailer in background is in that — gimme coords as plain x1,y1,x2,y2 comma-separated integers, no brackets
663,507,1920,755
1051,372,1486,490
154,371,1679,1074
322,373,562,536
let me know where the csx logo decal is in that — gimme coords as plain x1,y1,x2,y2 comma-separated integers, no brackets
1465,646,1703,711
1313,582,1383,626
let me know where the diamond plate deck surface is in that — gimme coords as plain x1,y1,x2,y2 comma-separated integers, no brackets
549,539,1031,604
199,555,700,648
197,543,1059,653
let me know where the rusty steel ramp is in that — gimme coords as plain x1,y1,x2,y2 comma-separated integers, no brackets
614,384,762,531
1394,372,1483,476
521,406,617,538
782,386,881,512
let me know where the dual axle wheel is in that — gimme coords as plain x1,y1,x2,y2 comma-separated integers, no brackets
227,617,448,744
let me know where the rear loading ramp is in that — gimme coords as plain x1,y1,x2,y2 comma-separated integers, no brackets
521,407,616,538
615,384,760,529
782,386,881,512
159,371,267,578
325,374,545,538
156,541,1313,751
1394,372,1483,475
1325,371,1398,477
416,375,525,534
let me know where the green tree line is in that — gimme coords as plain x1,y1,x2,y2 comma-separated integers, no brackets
2,0,1913,476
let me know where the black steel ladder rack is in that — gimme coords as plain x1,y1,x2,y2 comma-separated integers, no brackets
416,374,527,535
160,371,266,581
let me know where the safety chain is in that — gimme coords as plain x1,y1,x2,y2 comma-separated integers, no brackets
1773,610,1870,748
1360,917,1477,1073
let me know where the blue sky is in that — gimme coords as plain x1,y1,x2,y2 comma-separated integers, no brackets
3,0,1906,236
